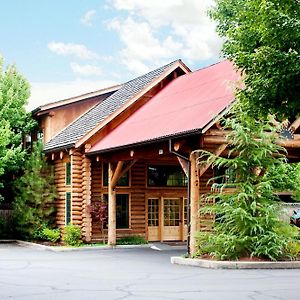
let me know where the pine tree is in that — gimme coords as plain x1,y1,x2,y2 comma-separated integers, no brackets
13,142,57,239
196,106,300,260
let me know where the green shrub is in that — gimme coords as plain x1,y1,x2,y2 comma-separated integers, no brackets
117,236,147,245
63,224,82,246
42,228,60,243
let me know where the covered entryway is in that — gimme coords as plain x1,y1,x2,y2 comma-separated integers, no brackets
147,196,187,242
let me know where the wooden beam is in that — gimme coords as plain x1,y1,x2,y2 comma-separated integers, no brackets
189,151,200,256
108,162,116,246
177,157,189,177
198,144,227,177
289,116,300,132
110,161,124,188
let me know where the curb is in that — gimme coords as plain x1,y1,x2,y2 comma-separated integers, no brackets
171,256,300,269
15,240,150,252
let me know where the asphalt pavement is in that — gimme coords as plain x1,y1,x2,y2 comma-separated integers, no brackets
1,242,300,299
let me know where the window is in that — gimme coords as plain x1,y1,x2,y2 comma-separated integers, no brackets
103,163,129,186
65,192,71,224
66,162,71,185
148,198,159,226
148,165,187,187
103,194,129,229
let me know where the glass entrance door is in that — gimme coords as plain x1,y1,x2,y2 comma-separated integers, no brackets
163,198,181,241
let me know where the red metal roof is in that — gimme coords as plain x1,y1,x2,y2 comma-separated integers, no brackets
88,61,239,154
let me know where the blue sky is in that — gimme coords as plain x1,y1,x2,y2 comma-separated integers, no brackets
0,0,222,110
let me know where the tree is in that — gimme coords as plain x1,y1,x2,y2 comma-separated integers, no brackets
13,142,57,239
0,56,36,202
210,0,300,119
196,106,300,260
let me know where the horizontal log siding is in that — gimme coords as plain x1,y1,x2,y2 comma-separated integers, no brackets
54,155,70,230
71,150,83,227
90,160,103,241
81,155,92,241
198,167,214,231
127,161,146,237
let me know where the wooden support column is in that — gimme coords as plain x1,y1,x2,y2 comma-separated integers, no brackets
108,162,117,246
189,151,200,255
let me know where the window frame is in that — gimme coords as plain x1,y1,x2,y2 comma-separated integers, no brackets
65,192,72,225
65,162,71,186
147,164,188,188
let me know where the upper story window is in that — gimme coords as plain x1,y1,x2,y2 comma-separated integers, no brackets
103,163,129,187
66,162,71,185
147,165,187,187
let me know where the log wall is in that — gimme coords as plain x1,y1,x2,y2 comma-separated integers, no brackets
54,154,70,229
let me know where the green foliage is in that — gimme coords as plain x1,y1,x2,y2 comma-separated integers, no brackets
196,106,300,261
13,142,57,239
266,163,300,200
117,236,148,245
63,224,82,246
42,228,60,243
210,0,300,119
0,56,37,208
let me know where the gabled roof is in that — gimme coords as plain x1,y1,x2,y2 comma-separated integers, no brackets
44,60,190,152
88,61,239,154
32,84,122,115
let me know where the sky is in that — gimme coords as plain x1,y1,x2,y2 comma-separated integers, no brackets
0,0,223,111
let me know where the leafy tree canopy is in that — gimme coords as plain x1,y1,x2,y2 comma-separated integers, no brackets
210,0,300,119
0,56,36,200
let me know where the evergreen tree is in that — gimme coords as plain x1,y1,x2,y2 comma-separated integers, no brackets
13,142,57,239
196,106,299,260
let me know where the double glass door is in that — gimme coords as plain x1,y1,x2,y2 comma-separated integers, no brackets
148,197,187,241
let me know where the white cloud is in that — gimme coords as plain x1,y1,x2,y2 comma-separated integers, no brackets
70,62,102,76
80,10,96,27
48,41,98,60
108,0,222,73
28,79,118,111
108,17,183,74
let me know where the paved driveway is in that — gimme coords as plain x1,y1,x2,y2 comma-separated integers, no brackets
1,243,300,300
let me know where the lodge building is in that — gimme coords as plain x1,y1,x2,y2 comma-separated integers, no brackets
33,60,300,254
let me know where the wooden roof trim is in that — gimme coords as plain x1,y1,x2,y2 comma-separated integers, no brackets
75,60,191,149
33,84,122,115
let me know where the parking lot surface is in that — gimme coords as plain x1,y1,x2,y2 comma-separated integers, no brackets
1,243,300,299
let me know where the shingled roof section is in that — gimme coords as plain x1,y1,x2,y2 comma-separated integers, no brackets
44,60,181,152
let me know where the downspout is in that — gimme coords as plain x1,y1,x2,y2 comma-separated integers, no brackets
168,139,191,256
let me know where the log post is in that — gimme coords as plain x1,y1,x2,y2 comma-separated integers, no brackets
108,162,117,246
189,151,200,255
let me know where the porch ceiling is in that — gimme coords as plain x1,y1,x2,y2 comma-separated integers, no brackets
88,61,239,155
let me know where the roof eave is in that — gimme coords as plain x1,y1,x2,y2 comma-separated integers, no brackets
86,129,202,156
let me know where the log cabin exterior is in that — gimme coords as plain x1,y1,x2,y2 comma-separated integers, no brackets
33,59,300,255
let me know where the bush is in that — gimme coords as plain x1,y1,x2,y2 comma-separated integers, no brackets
63,224,82,246
117,236,147,245
42,228,60,243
